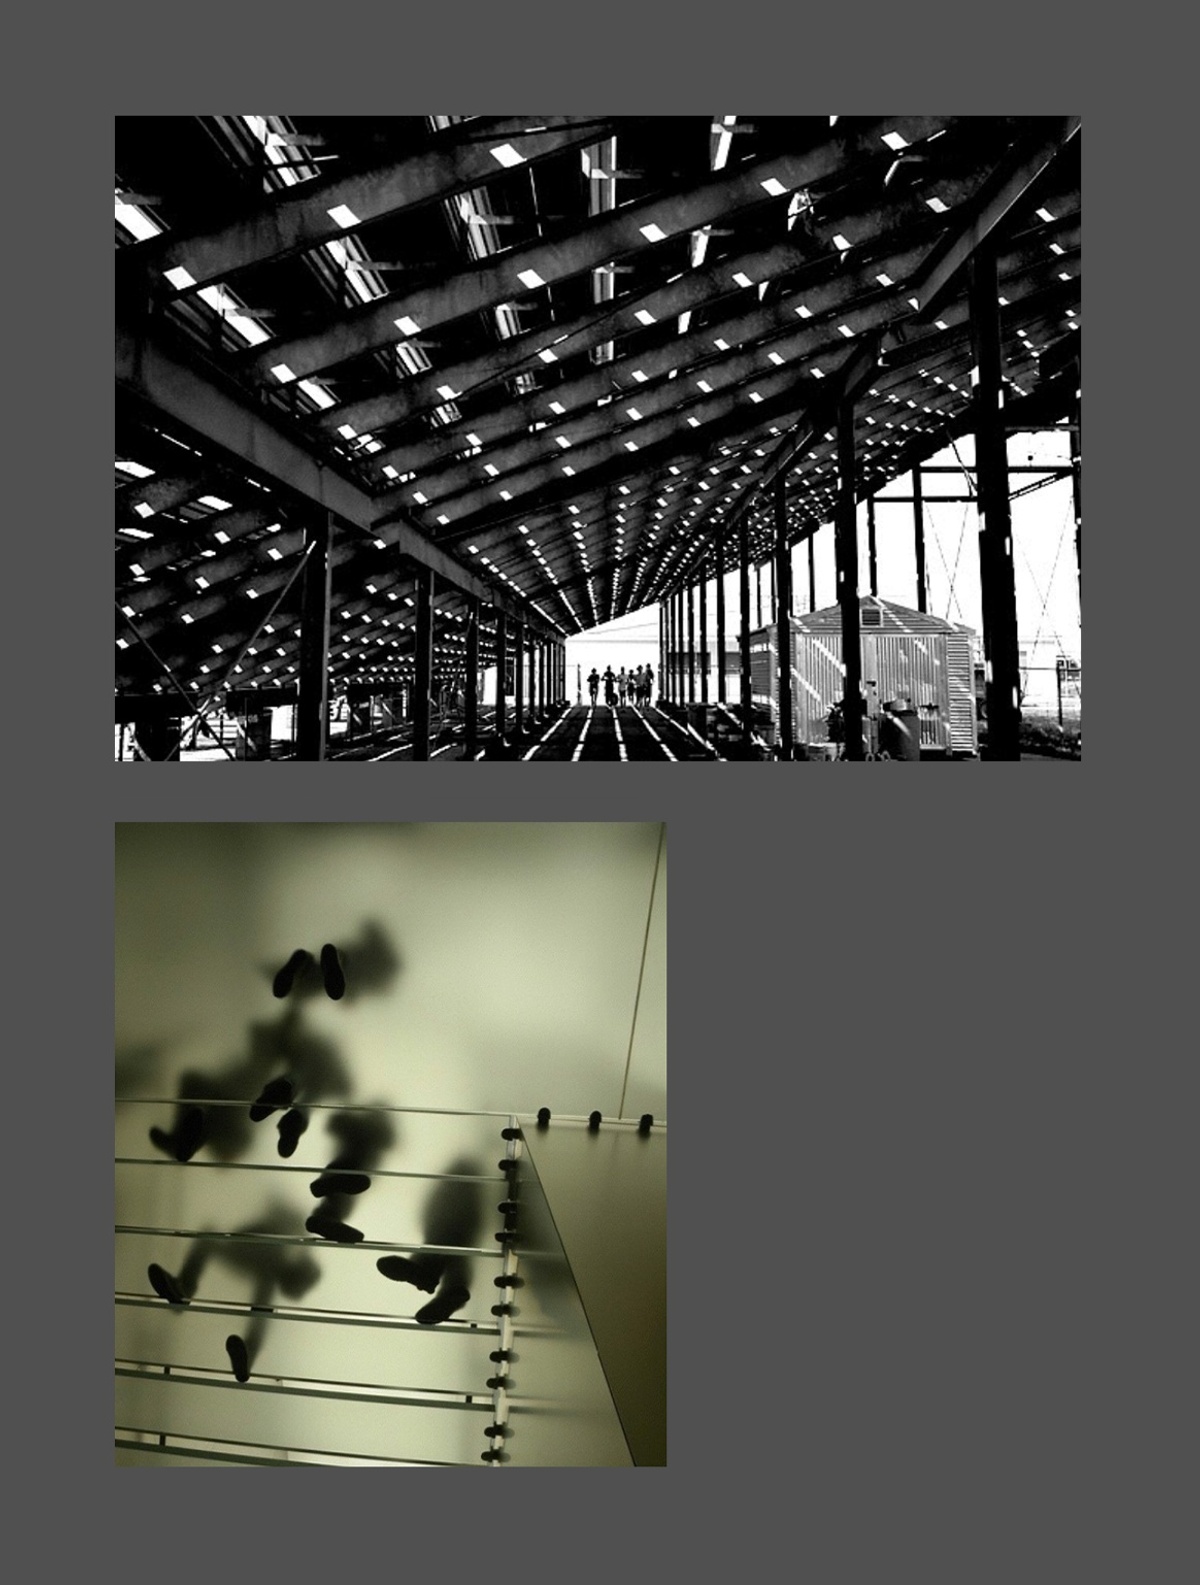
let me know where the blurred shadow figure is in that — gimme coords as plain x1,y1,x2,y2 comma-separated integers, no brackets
145,1200,321,1382
337,920,402,1005
147,1007,352,1165
376,1155,484,1325
246,1004,355,1159
305,1105,397,1244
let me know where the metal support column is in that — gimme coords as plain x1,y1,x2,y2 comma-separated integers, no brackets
297,510,332,761
671,589,681,703
699,560,709,705
465,594,479,756
913,465,927,612
412,566,433,761
837,401,864,760
659,601,667,702
775,475,794,759
715,528,727,705
495,611,507,744
867,493,878,598
686,582,696,705
808,531,816,614
513,619,525,739
1071,365,1081,602
738,513,752,745
969,246,1021,760
659,604,666,705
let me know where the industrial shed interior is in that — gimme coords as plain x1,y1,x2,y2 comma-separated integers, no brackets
115,115,1081,761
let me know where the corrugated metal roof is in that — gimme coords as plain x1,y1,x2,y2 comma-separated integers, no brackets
794,595,964,635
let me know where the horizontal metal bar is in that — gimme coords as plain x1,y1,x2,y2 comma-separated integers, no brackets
116,1223,506,1257
115,1365,492,1412
115,1432,460,1467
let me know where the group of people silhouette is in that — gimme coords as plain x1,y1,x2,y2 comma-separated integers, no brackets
586,664,655,708
141,930,484,1386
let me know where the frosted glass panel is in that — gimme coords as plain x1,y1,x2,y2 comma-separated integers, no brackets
116,822,664,1118
116,1299,499,1394
117,1099,510,1183
115,1367,491,1464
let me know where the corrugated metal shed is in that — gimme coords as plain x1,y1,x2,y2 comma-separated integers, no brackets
754,597,979,755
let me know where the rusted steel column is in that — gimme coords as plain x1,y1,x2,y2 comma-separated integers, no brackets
837,401,864,760
969,245,1021,760
513,619,525,738
738,513,752,744
775,475,794,759
715,527,727,705
464,594,479,755
1071,362,1081,601
913,465,928,612
297,510,332,761
699,559,709,705
494,611,507,744
412,565,433,761
686,582,696,704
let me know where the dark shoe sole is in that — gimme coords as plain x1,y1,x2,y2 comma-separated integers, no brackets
249,1077,295,1122
277,1108,309,1159
148,1264,188,1306
306,1214,363,1243
148,1127,175,1158
375,1255,440,1293
320,944,345,1000
225,1334,250,1382
273,950,312,998
310,1171,370,1197
416,1284,471,1325
174,1107,206,1162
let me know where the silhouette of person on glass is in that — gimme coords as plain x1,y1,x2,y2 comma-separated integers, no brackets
146,1201,321,1383
376,1156,484,1325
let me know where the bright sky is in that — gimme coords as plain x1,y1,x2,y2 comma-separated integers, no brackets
566,429,1080,711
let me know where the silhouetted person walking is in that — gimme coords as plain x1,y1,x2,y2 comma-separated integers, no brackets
376,1156,484,1325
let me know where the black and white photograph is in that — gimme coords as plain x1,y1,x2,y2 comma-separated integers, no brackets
114,115,1081,762
115,821,667,1466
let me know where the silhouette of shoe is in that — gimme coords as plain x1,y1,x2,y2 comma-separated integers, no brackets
174,1106,206,1162
320,944,345,1000
416,1284,470,1325
306,1212,362,1243
148,1126,175,1158
250,1077,295,1122
375,1255,440,1293
273,949,312,998
225,1334,250,1383
277,1108,309,1158
311,1171,370,1197
147,1264,188,1306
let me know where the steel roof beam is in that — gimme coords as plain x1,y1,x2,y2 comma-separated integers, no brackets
662,191,1081,587
371,237,938,482
908,116,1080,322
125,117,616,292
660,313,1064,593
245,118,951,385
116,323,555,636
405,248,1077,537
